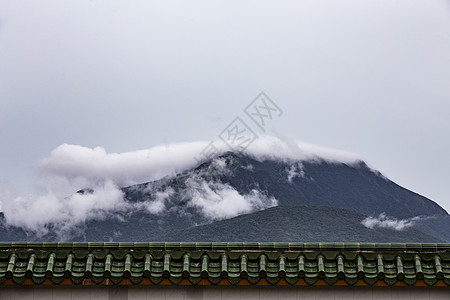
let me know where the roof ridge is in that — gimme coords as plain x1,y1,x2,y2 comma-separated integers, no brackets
1,242,450,251
1,245,449,287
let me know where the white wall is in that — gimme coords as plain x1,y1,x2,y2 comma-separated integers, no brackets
0,286,449,300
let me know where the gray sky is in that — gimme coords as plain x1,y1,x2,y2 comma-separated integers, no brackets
1,0,450,212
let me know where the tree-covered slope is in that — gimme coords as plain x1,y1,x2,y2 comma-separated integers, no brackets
158,206,443,243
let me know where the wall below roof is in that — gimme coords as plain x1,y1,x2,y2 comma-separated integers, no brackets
0,286,449,300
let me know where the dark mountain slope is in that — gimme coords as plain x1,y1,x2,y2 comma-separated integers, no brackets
124,152,447,219
122,152,450,241
223,153,447,218
158,205,443,243
411,215,450,243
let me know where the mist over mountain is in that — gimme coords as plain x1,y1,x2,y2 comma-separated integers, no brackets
1,146,448,242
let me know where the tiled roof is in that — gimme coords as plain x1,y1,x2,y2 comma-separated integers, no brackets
0,243,449,287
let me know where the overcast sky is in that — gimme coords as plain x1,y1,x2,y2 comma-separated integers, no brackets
1,0,450,212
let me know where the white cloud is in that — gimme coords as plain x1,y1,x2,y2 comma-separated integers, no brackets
39,142,212,187
142,188,174,215
295,141,363,164
286,162,305,183
39,135,365,188
361,213,424,231
132,157,279,220
0,135,370,239
243,135,363,165
2,180,126,237
186,178,278,220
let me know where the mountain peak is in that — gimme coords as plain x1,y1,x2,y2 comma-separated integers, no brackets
2,137,449,243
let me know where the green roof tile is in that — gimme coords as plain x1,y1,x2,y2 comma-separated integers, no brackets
0,243,449,286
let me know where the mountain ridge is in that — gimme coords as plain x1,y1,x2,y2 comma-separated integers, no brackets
1,151,448,242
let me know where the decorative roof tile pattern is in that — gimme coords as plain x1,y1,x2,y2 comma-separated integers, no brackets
0,243,449,287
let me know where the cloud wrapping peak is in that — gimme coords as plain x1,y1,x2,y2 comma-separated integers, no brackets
40,136,364,187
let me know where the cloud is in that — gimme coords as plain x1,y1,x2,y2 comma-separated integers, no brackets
1,154,279,239
0,135,368,239
39,142,211,187
185,176,278,220
39,135,365,188
130,156,278,220
141,187,174,215
361,213,425,231
2,180,126,238
286,162,305,183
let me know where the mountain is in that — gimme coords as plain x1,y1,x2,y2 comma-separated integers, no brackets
157,205,443,243
0,205,443,243
125,151,446,219
122,151,450,241
1,151,448,242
